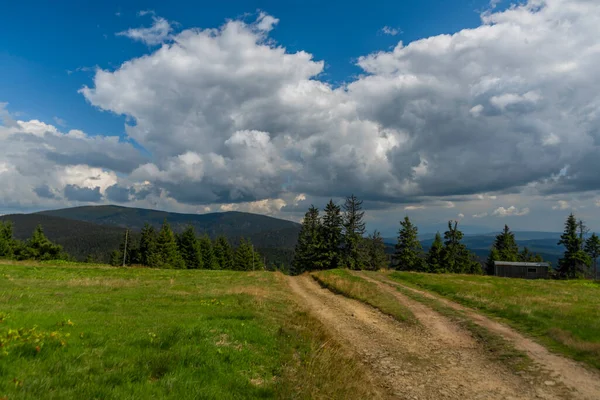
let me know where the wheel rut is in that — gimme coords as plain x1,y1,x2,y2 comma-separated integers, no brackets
364,272,600,400
288,274,567,400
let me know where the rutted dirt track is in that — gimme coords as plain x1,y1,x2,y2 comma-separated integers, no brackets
361,272,600,400
287,274,596,400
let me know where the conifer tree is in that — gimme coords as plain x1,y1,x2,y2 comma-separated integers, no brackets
292,205,325,273
557,213,591,278
393,216,424,271
24,225,65,261
427,232,445,273
155,220,185,269
139,223,158,267
342,195,366,270
322,199,343,269
486,225,519,274
443,221,481,274
234,238,257,271
177,225,202,269
213,235,234,269
198,234,217,269
0,221,14,258
519,247,543,262
365,230,388,270
585,233,600,280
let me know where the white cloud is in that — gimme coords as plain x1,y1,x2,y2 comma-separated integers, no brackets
492,206,530,217
444,201,455,208
381,26,401,36
53,117,67,127
473,212,488,218
404,205,425,210
552,200,571,210
117,16,173,45
256,12,279,32
458,213,465,218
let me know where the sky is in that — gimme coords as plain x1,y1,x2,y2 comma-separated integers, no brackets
1,0,600,236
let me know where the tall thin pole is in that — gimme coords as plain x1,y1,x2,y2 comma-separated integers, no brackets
122,229,128,267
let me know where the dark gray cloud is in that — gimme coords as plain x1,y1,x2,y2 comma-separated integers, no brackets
105,184,131,203
34,185,56,199
64,185,102,202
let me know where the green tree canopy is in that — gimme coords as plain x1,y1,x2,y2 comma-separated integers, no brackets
322,199,343,270
584,233,600,280
213,235,234,270
557,213,591,278
342,195,366,270
291,205,325,274
177,225,202,269
427,232,445,273
155,220,185,269
0,221,14,258
198,234,218,269
364,230,388,271
393,216,424,271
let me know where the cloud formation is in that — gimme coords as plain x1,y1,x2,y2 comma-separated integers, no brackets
3,1,600,226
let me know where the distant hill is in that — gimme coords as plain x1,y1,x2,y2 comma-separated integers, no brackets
37,205,301,249
1,206,301,267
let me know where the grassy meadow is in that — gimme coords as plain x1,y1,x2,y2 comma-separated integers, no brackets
0,262,381,399
388,272,600,369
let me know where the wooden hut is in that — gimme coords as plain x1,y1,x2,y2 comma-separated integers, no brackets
493,261,550,279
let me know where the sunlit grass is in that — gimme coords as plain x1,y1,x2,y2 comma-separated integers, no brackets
388,271,600,369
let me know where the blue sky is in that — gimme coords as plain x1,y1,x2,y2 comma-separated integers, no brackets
0,0,495,138
2,0,600,235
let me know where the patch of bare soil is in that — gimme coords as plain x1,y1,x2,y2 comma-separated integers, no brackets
371,273,600,400
288,274,566,400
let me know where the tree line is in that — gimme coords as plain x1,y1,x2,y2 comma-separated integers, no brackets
0,221,68,261
291,195,388,274
110,220,265,270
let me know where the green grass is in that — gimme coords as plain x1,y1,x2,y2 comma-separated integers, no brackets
312,269,415,324
0,263,381,399
388,271,600,369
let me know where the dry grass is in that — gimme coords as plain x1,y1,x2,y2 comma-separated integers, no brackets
312,269,416,324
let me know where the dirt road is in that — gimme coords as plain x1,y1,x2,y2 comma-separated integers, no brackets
288,274,572,400
361,272,600,400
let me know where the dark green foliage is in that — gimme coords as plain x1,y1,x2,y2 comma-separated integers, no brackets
177,225,202,269
393,216,424,271
364,230,388,270
585,233,600,279
139,224,158,267
0,221,14,258
321,199,343,270
520,247,543,263
342,195,366,270
234,238,263,271
198,234,218,270
291,206,325,274
109,229,136,266
213,235,234,270
486,225,520,274
557,213,591,278
16,225,66,261
426,232,445,273
155,220,185,269
443,221,482,274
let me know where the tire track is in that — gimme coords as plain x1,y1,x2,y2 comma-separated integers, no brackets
288,274,559,400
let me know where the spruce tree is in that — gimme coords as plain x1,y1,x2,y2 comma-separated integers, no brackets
0,221,14,258
234,238,255,271
322,199,343,269
25,225,64,261
177,225,202,269
365,230,388,270
342,195,366,270
557,213,591,278
443,221,481,274
213,235,234,269
494,225,520,261
393,216,424,271
291,205,325,273
198,234,217,269
139,223,158,267
427,232,445,273
155,220,185,269
520,247,543,262
585,233,600,280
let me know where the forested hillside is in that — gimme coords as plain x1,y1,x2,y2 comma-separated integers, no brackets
37,205,300,248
